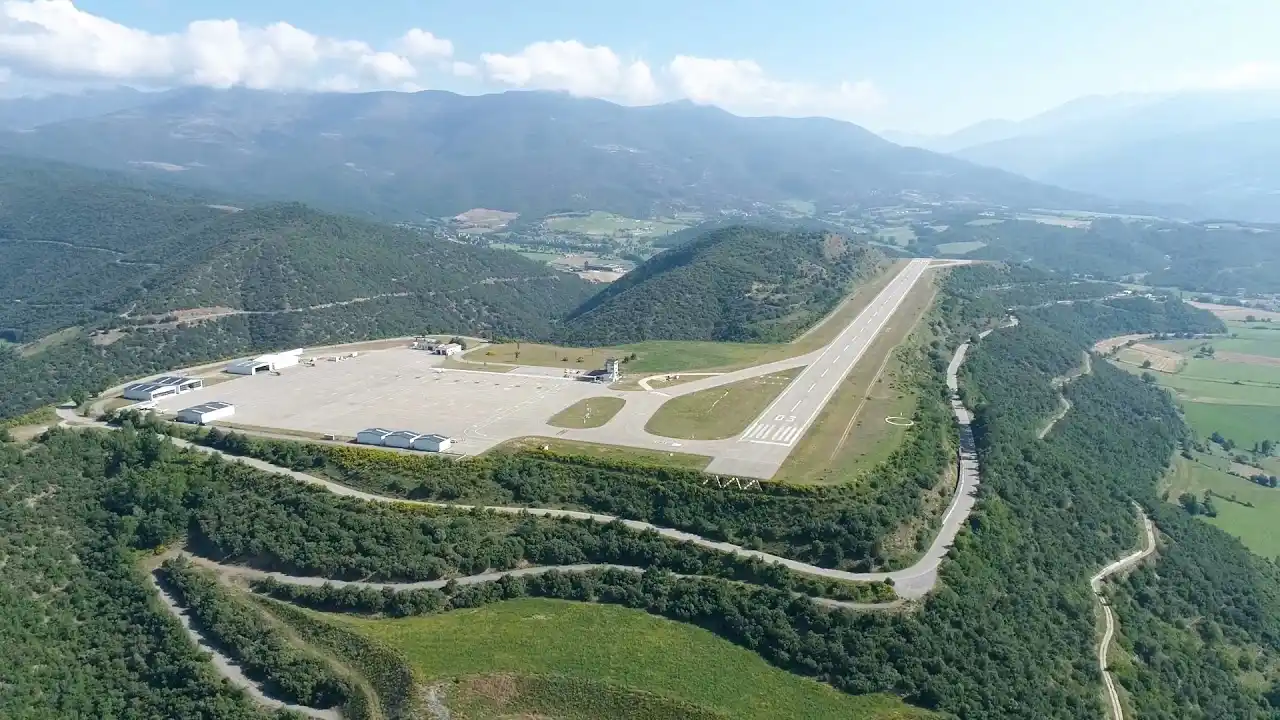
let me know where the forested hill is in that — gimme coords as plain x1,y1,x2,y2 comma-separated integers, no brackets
0,158,594,420
0,157,593,343
558,226,885,345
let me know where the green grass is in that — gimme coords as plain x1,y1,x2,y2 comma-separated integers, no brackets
18,326,81,357
488,437,712,471
545,211,688,237
1179,358,1280,385
645,368,802,440
442,673,731,719
1165,455,1280,558
336,598,938,720
875,227,916,246
547,397,626,429
776,274,937,484
1182,403,1280,450
466,261,912,375
935,241,987,255
780,199,816,216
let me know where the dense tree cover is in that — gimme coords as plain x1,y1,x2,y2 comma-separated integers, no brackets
124,367,953,575
92,430,887,602
0,430,296,719
158,557,353,709
922,217,1280,293
0,158,596,419
0,159,592,342
559,227,885,344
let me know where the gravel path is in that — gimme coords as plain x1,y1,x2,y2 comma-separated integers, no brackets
146,562,342,720
1090,510,1157,720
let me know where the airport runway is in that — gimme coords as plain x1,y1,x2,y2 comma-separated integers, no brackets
703,257,934,478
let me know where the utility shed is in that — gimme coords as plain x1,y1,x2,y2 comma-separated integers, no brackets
411,434,453,453
382,430,421,449
175,401,234,425
355,428,393,446
122,375,203,401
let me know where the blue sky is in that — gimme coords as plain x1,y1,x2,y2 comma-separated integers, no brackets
10,0,1280,133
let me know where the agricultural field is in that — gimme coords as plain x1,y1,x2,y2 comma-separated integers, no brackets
337,598,938,720
1112,323,1280,448
935,241,987,255
1164,454,1280,558
776,276,937,484
548,397,626,429
645,368,803,440
875,226,916,246
545,211,689,237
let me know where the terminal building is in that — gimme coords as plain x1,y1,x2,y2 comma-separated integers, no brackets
122,375,204,402
175,401,235,425
225,349,304,375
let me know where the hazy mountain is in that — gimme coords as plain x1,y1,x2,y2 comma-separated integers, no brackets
559,226,884,345
937,89,1280,220
0,87,1106,221
0,86,158,130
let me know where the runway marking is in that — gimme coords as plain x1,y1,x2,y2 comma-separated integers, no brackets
770,426,792,441
778,427,800,443
790,400,802,412
821,368,829,377
807,383,816,393
744,438,792,446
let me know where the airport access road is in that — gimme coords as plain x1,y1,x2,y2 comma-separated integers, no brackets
702,257,934,478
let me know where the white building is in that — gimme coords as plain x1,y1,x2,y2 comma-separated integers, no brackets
175,401,235,425
602,358,621,383
382,430,421,449
122,375,203,402
225,349,304,375
432,343,462,356
355,428,393,446
411,434,453,453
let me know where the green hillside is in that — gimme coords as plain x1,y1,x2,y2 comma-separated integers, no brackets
0,158,594,420
559,226,885,345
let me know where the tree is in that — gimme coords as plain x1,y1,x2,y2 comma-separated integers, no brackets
1179,492,1201,515
1142,371,1158,384
0,426,11,443
1261,439,1274,456
1142,359,1153,369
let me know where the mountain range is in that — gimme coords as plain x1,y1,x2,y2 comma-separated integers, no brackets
0,87,1111,222
893,90,1280,222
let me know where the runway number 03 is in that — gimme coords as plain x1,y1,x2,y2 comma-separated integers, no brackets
774,415,796,423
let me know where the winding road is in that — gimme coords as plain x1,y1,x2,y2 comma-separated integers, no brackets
1091,509,1157,720
57,311,998,601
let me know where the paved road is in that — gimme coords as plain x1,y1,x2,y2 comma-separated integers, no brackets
1092,510,1157,720
188,556,899,612
552,258,940,478
56,317,994,601
706,258,934,478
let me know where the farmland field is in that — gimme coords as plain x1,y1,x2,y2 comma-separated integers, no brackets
1113,327,1280,449
1164,454,1280,558
875,226,916,246
545,211,688,237
935,241,987,255
337,598,939,720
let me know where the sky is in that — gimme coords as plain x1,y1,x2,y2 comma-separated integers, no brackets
0,0,1277,134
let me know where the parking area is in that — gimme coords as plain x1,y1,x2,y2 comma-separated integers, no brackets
149,348,622,454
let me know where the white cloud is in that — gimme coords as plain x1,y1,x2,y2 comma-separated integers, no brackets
667,55,883,121
450,60,478,78
0,0,432,91
398,28,452,59
0,3,887,123
480,40,659,104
